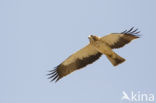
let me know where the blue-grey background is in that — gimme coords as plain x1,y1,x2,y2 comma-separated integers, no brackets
1,0,156,103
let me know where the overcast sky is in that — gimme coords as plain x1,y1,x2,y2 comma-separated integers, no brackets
1,0,156,103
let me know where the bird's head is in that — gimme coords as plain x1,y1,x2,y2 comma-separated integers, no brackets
88,35,100,44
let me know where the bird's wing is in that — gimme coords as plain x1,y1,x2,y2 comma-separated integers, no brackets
48,44,102,82
101,27,140,49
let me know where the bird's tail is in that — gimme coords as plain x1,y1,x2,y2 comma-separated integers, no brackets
106,52,125,66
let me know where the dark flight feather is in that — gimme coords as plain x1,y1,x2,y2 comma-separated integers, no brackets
110,27,140,49
48,52,102,82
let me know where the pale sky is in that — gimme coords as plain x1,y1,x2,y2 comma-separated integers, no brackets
1,0,156,103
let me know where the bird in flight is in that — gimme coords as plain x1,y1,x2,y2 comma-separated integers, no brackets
48,27,140,82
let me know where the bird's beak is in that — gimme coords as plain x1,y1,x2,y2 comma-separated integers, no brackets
88,35,93,39
88,35,91,39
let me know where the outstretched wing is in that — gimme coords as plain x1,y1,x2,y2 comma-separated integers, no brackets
48,44,102,82
101,27,140,49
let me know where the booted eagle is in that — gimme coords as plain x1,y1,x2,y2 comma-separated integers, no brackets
48,27,140,82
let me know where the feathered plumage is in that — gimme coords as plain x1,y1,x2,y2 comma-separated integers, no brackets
48,27,140,82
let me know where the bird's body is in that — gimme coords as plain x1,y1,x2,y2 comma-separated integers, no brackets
48,27,140,82
90,38,112,55
89,35,126,66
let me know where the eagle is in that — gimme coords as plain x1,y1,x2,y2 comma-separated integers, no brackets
48,27,140,82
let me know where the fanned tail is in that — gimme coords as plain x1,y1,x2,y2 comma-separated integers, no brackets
106,52,125,66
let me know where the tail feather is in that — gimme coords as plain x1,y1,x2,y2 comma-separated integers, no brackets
106,52,125,66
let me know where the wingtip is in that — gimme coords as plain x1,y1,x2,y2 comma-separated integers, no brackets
121,27,141,38
47,67,60,82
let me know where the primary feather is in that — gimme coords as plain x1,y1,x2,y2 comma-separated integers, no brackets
101,27,140,49
48,27,140,82
48,44,102,82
